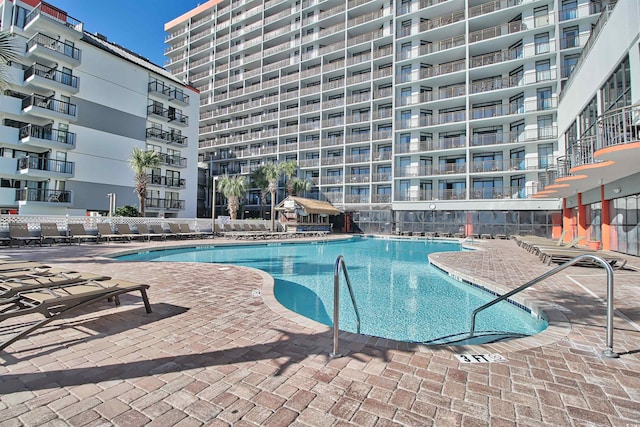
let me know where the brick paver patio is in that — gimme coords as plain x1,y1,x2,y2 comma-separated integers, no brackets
0,236,639,426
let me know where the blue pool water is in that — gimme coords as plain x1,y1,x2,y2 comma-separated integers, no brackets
116,237,547,345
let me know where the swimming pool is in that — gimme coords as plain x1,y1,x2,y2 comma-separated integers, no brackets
116,237,547,345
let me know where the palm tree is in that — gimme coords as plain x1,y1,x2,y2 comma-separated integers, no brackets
291,177,312,197
217,175,247,220
251,167,270,219
280,160,298,196
129,147,160,217
0,32,19,90
262,162,281,231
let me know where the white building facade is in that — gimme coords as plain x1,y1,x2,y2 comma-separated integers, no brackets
166,0,608,235
544,0,640,256
0,0,199,217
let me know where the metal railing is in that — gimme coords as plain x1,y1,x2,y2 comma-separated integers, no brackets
331,255,361,358
469,254,618,358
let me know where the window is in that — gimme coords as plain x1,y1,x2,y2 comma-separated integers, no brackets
401,42,412,59
510,148,525,170
538,143,554,168
537,87,553,110
562,54,580,78
400,65,412,83
560,0,577,21
535,60,551,81
537,115,554,138
534,6,549,27
400,110,412,127
400,88,412,105
535,33,550,54
562,26,579,49
510,93,524,114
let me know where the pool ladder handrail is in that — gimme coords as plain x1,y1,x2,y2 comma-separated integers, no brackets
331,255,361,358
468,254,618,358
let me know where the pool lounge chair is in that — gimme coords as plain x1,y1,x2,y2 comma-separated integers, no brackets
136,224,165,241
115,224,145,241
97,223,130,243
0,261,51,273
179,223,206,239
68,224,100,244
9,223,42,247
0,271,110,299
537,248,626,268
529,235,586,255
168,223,193,239
150,224,175,239
0,278,152,352
40,223,71,246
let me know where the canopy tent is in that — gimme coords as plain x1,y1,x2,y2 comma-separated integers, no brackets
275,196,341,232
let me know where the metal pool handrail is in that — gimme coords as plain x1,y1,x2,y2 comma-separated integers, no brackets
468,254,618,358
331,255,361,358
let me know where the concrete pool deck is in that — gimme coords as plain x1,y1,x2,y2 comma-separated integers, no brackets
0,235,639,426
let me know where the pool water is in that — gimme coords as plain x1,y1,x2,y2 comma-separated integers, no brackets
116,237,547,345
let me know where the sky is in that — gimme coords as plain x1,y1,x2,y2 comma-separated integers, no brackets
49,0,204,66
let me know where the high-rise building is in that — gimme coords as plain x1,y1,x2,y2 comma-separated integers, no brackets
543,0,640,256
166,0,608,235
0,0,199,217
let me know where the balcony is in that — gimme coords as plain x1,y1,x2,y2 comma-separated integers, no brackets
23,2,83,39
19,124,76,151
22,94,77,121
158,153,187,168
15,188,72,205
147,175,186,188
146,128,188,146
470,186,527,200
148,80,190,106
17,156,74,179
26,33,81,66
147,105,189,126
145,198,185,210
24,64,79,94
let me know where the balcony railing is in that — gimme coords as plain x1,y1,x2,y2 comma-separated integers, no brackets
19,124,76,146
24,2,83,31
147,105,189,125
158,153,187,167
17,156,74,174
15,188,71,203
469,186,527,200
22,94,77,117
26,33,81,61
145,198,185,210
24,64,78,89
147,175,186,188
146,128,188,146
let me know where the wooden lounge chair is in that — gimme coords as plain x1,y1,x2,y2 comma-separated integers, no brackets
116,224,145,241
150,224,174,239
538,248,627,269
0,278,152,352
9,223,42,247
168,223,192,239
40,223,71,246
97,223,130,243
530,235,586,255
0,271,110,299
68,224,100,244
136,224,165,241
179,223,206,239
0,261,51,273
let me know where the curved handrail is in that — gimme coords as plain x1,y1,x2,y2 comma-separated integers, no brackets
469,254,618,358
331,255,361,358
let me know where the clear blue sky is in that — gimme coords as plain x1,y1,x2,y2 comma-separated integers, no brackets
50,0,203,66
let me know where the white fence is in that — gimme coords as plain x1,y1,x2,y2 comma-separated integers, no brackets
0,215,271,235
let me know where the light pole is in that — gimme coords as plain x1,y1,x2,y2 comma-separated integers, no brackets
211,176,218,234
